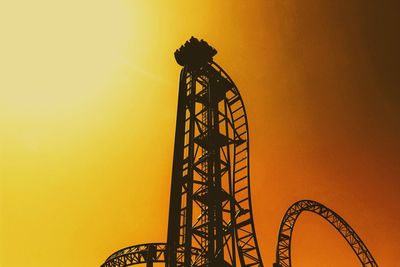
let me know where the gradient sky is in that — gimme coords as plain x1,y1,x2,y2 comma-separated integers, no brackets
1,1,399,266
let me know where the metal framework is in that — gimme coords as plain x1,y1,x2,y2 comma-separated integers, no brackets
102,243,167,267
102,243,203,267
166,38,263,267
100,38,263,267
273,200,378,267
100,37,378,267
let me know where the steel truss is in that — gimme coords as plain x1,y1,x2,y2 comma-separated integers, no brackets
274,200,378,267
167,40,263,267
101,243,204,267
100,38,378,267
100,38,263,267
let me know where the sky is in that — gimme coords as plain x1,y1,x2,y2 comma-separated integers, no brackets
0,1,399,266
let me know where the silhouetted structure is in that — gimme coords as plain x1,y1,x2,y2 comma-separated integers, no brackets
100,38,378,267
273,200,378,267
166,37,262,267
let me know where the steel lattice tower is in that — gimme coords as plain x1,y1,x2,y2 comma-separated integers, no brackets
100,37,263,267
100,37,378,267
166,38,262,267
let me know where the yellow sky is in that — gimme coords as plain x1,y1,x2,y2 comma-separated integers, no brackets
1,1,399,266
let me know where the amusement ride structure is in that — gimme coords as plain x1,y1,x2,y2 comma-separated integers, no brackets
100,38,378,267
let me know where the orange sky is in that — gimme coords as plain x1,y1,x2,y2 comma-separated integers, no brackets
1,1,399,266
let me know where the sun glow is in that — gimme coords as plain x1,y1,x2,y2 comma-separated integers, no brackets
0,2,155,265
0,1,146,116
0,1,394,266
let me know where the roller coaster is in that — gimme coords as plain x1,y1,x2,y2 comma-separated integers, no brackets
100,37,378,267
274,200,377,267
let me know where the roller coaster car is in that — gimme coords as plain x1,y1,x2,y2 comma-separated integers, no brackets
175,36,217,70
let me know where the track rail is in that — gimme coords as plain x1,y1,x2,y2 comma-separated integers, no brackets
274,200,378,267
101,243,204,267
100,39,378,267
100,61,264,267
212,62,263,267
101,37,378,267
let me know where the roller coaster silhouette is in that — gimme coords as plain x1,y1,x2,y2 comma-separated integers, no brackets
100,37,378,267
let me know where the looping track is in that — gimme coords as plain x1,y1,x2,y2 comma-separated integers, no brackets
275,200,378,267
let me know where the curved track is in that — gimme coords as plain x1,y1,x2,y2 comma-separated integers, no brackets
212,62,263,267
101,243,166,267
101,243,204,267
100,60,264,267
101,56,378,267
274,200,378,267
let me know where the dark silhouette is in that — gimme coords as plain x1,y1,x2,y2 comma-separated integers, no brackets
166,37,261,267
174,37,217,70
101,37,262,267
273,200,378,267
100,38,378,267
